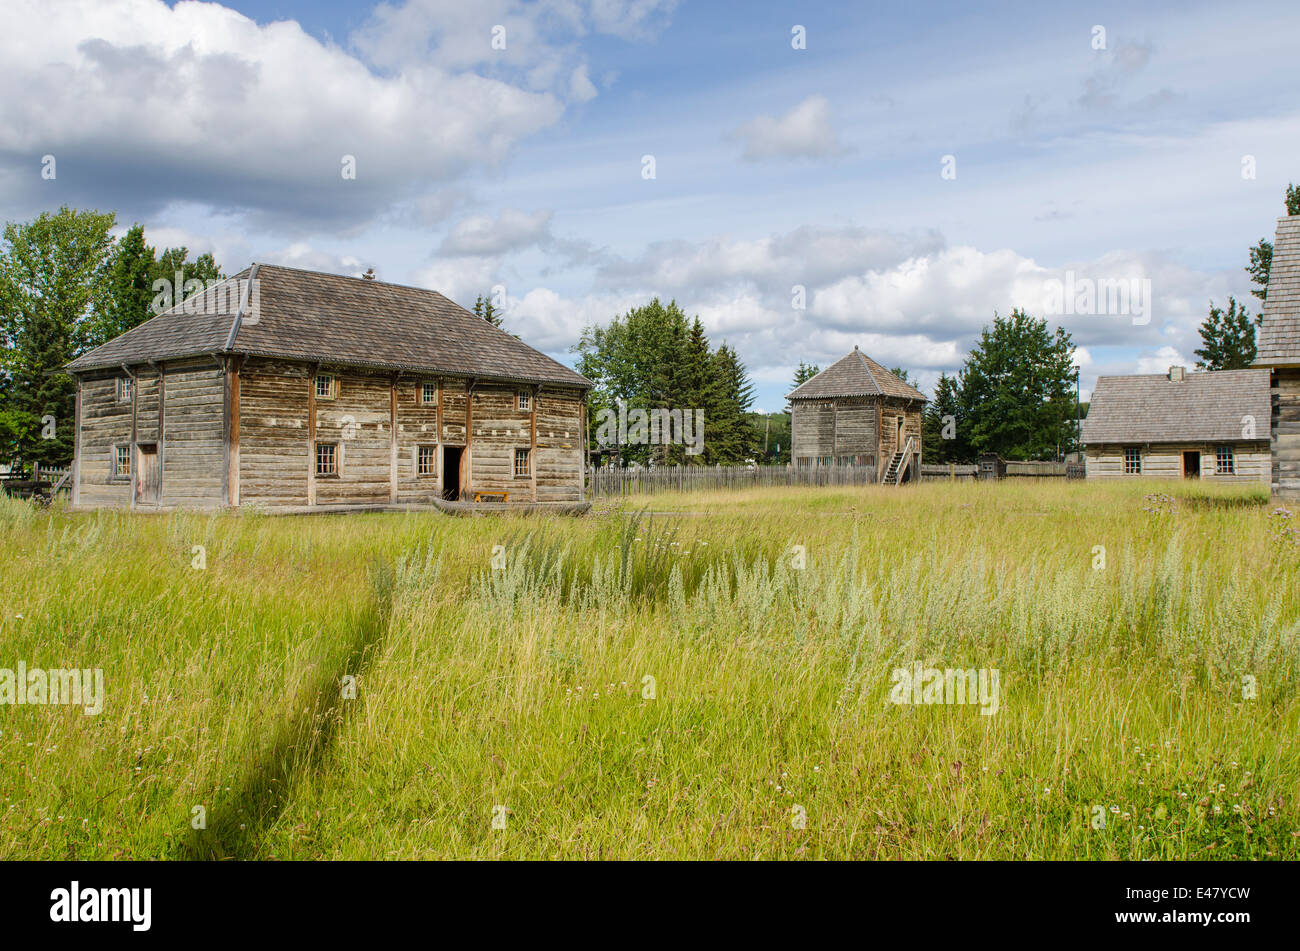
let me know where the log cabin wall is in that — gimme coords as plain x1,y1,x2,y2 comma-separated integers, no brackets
467,384,534,496
792,396,921,469
1084,443,1272,483
829,396,877,463
440,378,468,445
312,368,392,506
1275,369,1300,498
160,361,225,508
74,360,226,509
75,370,135,508
877,398,923,459
238,359,311,506
396,377,442,502
791,400,835,462
534,386,585,502
75,356,586,509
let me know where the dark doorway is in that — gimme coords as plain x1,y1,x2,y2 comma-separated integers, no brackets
442,446,463,500
1182,451,1200,479
135,443,160,504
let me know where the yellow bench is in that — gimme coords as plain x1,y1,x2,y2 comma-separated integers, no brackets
473,491,510,503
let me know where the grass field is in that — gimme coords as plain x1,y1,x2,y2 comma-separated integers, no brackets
1,479,1297,860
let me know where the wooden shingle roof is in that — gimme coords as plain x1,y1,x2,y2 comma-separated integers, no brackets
1255,215,1300,367
786,347,926,401
67,263,591,388
1080,369,1270,444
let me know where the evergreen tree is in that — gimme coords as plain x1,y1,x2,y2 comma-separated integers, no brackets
473,294,504,327
572,302,758,465
921,372,965,463
89,223,156,348
888,366,917,388
1194,296,1257,370
705,344,758,463
957,309,1078,460
149,246,222,313
0,207,116,469
1245,183,1300,316
791,361,820,389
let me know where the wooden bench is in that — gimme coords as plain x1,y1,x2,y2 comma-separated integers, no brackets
473,491,510,503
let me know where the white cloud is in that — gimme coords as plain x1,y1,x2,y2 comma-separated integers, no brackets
0,0,565,226
1135,345,1192,375
731,95,849,161
439,209,555,257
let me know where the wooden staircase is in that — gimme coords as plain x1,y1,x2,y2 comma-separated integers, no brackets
882,438,914,486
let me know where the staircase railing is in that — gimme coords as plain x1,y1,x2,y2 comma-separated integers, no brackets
889,438,914,486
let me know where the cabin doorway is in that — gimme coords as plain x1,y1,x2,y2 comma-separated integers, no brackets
1182,451,1200,479
442,446,463,500
896,416,905,449
135,443,160,504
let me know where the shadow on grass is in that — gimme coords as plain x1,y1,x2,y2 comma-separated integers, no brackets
173,558,395,860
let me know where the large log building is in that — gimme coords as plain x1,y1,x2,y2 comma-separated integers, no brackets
64,264,591,511
786,346,926,483
1255,215,1300,499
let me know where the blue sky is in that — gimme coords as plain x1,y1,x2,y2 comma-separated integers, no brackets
4,0,1299,410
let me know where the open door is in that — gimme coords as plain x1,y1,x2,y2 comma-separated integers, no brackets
1182,451,1200,479
135,443,160,504
442,446,462,500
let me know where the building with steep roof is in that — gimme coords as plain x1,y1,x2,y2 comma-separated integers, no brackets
785,346,927,483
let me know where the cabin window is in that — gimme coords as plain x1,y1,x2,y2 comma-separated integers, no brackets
1216,446,1235,475
315,375,336,400
421,382,438,405
117,376,132,402
114,444,131,477
517,391,531,411
316,442,338,477
417,445,437,477
514,447,531,477
1124,447,1142,475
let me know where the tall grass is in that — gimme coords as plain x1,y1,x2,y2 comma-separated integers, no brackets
0,479,1295,859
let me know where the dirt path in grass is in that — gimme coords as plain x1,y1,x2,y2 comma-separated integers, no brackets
171,561,395,860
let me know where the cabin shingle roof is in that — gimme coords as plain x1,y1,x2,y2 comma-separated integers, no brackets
786,348,926,401
66,263,591,388
1256,215,1300,367
1080,369,1270,444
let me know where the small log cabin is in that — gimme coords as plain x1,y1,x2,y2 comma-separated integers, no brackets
1254,215,1300,499
1080,366,1271,483
64,263,591,511
786,346,926,483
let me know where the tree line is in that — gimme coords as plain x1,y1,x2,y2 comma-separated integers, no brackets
573,299,759,466
0,207,221,470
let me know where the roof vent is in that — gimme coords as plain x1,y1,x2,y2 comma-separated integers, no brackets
1168,366,1185,382
362,268,376,281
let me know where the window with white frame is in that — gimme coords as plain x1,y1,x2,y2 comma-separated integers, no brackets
517,390,531,411
117,376,132,402
1216,446,1235,474
417,445,437,477
514,447,530,477
315,374,336,400
1124,447,1142,475
421,382,438,404
316,442,338,477
114,444,131,477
